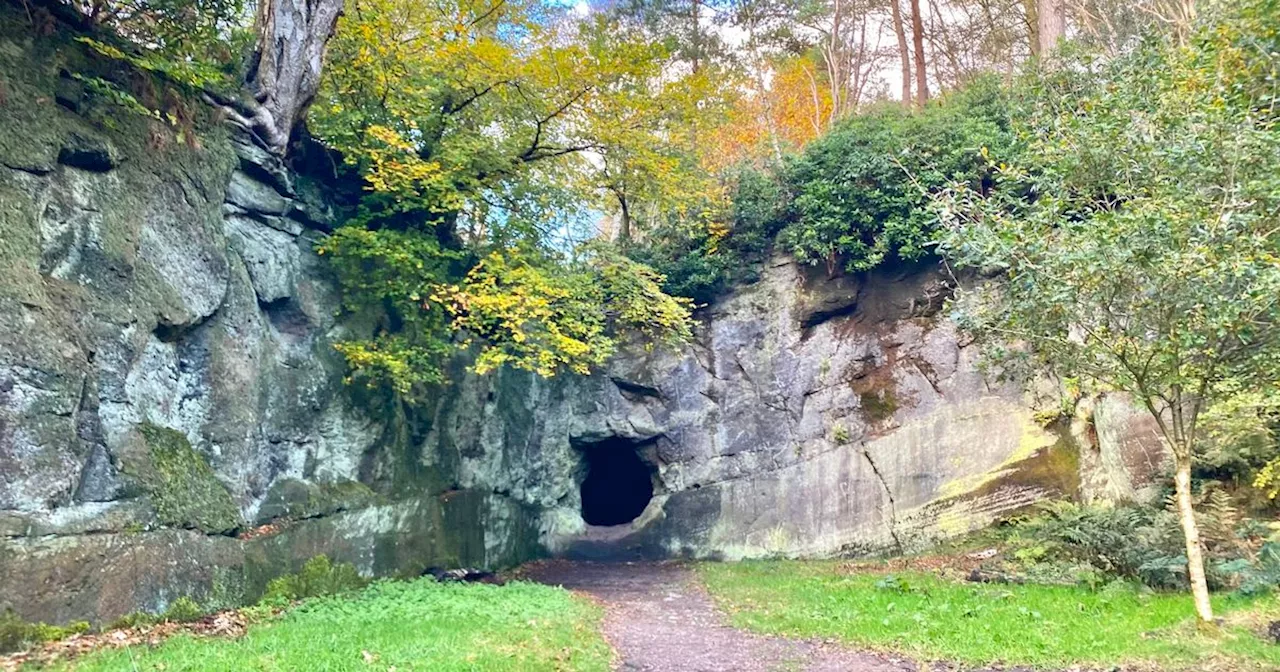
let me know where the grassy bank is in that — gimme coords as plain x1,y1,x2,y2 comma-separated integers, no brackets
698,561,1280,671
59,579,611,671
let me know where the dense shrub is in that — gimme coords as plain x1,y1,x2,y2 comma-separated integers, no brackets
1230,541,1280,596
776,79,1015,277
1008,502,1181,588
0,610,89,654
161,597,205,623
628,164,785,304
631,79,1016,303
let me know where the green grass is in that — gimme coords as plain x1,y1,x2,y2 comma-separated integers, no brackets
698,560,1280,671
61,579,612,671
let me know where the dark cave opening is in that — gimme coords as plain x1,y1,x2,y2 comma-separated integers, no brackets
578,438,655,527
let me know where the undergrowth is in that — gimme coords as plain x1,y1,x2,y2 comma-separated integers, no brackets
1000,498,1277,593
261,555,369,604
0,612,89,655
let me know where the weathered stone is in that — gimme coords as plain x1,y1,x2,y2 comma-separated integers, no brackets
225,170,289,217
74,443,122,503
52,71,83,113
136,179,231,328
230,135,293,196
255,478,376,524
288,173,343,230
0,528,245,625
428,257,1161,561
224,214,299,303
37,168,111,282
0,363,86,512
1078,392,1167,504
0,19,549,627
0,500,154,538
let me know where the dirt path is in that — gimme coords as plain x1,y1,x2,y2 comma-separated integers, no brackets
522,560,924,672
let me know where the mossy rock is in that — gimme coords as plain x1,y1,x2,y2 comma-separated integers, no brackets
128,423,241,534
255,478,377,524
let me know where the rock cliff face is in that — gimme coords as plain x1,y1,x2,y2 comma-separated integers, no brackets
428,258,1165,561
0,24,538,626
0,18,1165,626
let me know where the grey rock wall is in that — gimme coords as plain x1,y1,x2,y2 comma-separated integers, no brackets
428,258,1166,560
0,24,538,626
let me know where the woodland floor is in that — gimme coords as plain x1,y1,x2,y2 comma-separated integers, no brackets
521,560,1016,672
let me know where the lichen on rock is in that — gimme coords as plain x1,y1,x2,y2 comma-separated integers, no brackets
130,423,240,534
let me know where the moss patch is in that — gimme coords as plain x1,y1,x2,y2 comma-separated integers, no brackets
134,423,240,534
981,433,1082,500
859,389,899,423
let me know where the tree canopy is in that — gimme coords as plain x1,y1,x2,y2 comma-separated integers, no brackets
305,0,727,400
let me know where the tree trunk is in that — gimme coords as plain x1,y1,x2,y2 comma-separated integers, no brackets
691,0,702,73
800,63,824,135
825,0,846,122
244,0,345,155
1024,0,1040,58
1171,0,1197,45
617,195,632,242
1036,0,1064,56
1173,448,1215,622
908,0,928,107
890,0,912,107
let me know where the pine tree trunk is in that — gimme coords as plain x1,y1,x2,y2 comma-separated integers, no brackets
244,0,345,155
890,0,912,107
908,0,928,107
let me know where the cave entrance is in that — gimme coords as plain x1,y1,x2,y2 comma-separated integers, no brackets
578,438,655,527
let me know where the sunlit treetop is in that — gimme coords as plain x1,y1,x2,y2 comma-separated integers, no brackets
311,0,735,247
